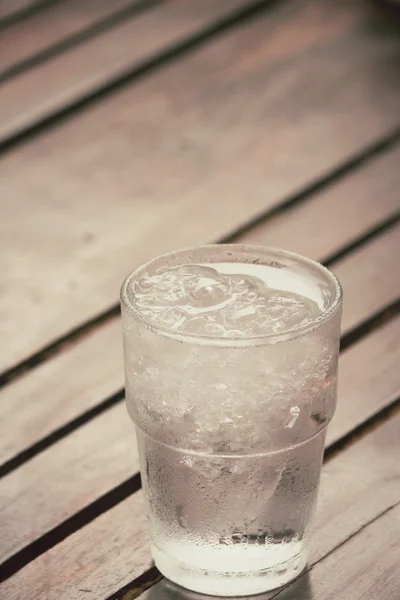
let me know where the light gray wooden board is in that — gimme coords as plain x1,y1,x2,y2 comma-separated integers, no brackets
1,0,400,370
1,227,399,563
0,0,144,77
1,143,399,464
3,402,400,599
143,501,400,600
0,0,264,141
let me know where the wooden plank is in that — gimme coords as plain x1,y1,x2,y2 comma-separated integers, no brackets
1,144,399,468
273,504,400,600
0,0,266,142
2,402,399,599
0,0,145,79
1,0,400,370
1,227,399,564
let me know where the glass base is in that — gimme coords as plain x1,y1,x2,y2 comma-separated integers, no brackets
152,542,308,596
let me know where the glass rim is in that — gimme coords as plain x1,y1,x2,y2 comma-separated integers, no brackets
120,244,343,347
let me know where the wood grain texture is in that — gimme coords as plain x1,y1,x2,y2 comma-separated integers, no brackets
1,0,400,371
0,0,263,142
3,406,399,600
0,0,144,78
1,144,399,468
1,226,399,564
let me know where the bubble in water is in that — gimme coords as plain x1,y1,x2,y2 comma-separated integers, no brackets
132,263,320,337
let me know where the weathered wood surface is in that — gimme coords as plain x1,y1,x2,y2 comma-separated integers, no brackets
1,0,400,371
0,0,146,79
3,405,399,600
0,0,264,142
1,141,399,465
1,224,399,564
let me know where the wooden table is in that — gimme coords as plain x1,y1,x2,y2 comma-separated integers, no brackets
0,0,399,598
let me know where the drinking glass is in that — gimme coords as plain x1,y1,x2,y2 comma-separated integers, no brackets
121,245,342,596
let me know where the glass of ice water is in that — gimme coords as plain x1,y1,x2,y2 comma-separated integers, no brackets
121,245,342,596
